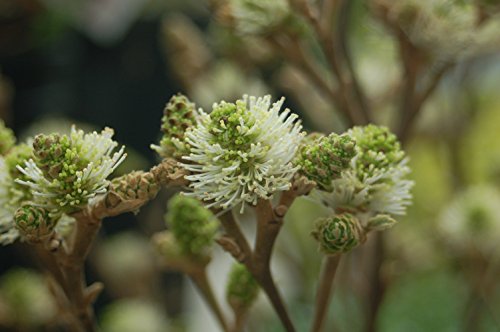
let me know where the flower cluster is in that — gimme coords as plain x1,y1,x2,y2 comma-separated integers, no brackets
373,0,500,61
183,95,304,212
438,185,500,255
314,125,413,220
17,126,126,215
298,133,356,192
151,93,198,159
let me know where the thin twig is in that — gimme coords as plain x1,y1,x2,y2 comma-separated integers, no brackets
293,0,369,125
190,268,231,332
336,0,372,123
267,35,355,127
311,255,342,332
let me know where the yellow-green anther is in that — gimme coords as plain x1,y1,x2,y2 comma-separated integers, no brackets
366,214,397,232
226,263,259,310
165,195,218,257
311,213,365,255
152,93,198,159
298,133,356,192
0,120,15,156
14,205,54,242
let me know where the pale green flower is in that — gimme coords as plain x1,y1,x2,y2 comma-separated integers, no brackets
17,126,126,214
182,95,304,212
312,125,413,224
438,185,500,255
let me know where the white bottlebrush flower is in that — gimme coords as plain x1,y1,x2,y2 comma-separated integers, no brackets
311,125,414,227
16,126,126,214
438,185,500,255
182,95,304,212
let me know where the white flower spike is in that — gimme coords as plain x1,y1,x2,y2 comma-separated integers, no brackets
182,95,304,212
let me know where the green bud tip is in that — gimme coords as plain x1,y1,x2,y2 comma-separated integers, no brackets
298,133,356,192
152,93,198,159
311,213,365,255
14,205,54,241
226,263,259,310
348,124,405,178
366,214,397,232
165,195,218,257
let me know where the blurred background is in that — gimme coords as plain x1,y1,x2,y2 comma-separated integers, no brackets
0,0,499,331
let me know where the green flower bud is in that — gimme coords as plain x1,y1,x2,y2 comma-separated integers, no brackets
33,133,77,180
348,124,404,180
298,133,356,191
165,195,218,257
226,263,259,310
0,120,15,156
110,171,159,202
311,213,365,255
14,205,54,242
366,214,397,232
152,94,198,159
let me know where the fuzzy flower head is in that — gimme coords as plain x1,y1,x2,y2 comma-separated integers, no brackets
297,133,356,192
226,263,259,311
165,194,218,257
183,95,304,212
151,93,198,159
438,185,500,255
313,125,413,223
17,126,126,214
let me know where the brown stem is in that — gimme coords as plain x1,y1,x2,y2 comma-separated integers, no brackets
398,63,452,143
60,212,102,332
267,35,355,127
365,232,385,332
190,268,231,332
336,0,372,123
219,211,253,266
231,309,249,332
294,0,369,125
311,255,342,332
